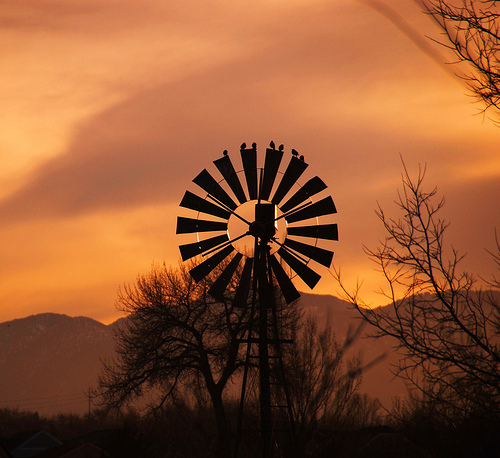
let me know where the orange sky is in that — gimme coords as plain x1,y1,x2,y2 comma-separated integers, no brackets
1,0,499,324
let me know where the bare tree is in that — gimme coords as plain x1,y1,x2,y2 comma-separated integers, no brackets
284,317,381,454
336,163,500,421
422,0,500,115
99,259,385,456
98,261,251,458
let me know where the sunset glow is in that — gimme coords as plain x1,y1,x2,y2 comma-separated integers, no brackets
1,0,499,324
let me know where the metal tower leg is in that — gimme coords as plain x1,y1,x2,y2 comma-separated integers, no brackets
234,241,298,458
257,241,273,458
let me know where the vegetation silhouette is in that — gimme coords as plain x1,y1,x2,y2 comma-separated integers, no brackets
97,259,380,457
336,161,500,455
423,0,500,118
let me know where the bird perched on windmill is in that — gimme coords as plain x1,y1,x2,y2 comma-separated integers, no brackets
291,149,299,157
269,141,275,150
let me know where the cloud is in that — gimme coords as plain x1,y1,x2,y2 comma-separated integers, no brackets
1,3,425,223
1,0,499,325
0,17,495,226
0,0,496,234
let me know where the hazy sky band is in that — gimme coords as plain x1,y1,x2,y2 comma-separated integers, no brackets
0,0,499,323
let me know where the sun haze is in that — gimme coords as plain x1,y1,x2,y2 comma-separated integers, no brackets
0,0,499,324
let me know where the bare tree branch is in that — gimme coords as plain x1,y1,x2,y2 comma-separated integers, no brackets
422,0,500,118
334,162,500,421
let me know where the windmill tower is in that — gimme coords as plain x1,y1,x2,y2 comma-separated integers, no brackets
176,142,338,457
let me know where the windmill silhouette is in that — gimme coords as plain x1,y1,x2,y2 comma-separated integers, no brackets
176,142,338,457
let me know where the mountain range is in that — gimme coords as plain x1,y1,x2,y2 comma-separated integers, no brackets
0,294,406,416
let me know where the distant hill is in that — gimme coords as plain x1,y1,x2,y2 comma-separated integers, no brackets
0,295,406,416
299,293,406,406
0,313,117,416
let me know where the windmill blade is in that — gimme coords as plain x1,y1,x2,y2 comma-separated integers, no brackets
280,176,328,213
176,217,228,234
278,247,321,289
285,196,337,224
214,155,247,204
180,191,231,220
179,234,229,261
269,254,301,304
208,253,243,299
259,148,283,201
287,223,338,241
193,169,238,211
190,245,234,283
271,156,308,206
284,238,334,268
240,147,258,200
233,257,254,308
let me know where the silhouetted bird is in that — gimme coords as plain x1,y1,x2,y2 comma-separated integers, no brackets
299,155,304,161
279,144,284,151
270,141,275,150
252,142,257,149
223,150,228,156
240,142,246,150
291,149,299,157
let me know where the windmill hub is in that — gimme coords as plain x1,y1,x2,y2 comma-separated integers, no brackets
248,219,276,240
227,200,285,256
252,202,277,240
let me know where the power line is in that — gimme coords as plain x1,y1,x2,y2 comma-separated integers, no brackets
0,392,90,411
0,392,85,404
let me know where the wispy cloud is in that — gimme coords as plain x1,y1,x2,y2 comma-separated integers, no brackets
0,0,498,322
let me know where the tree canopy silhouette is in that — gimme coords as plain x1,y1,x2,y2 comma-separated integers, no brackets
98,261,252,458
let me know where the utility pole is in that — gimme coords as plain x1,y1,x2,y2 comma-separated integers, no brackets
87,387,92,418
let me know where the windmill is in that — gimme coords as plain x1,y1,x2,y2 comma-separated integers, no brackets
176,142,338,457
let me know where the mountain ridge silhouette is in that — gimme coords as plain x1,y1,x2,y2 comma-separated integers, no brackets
0,294,405,416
